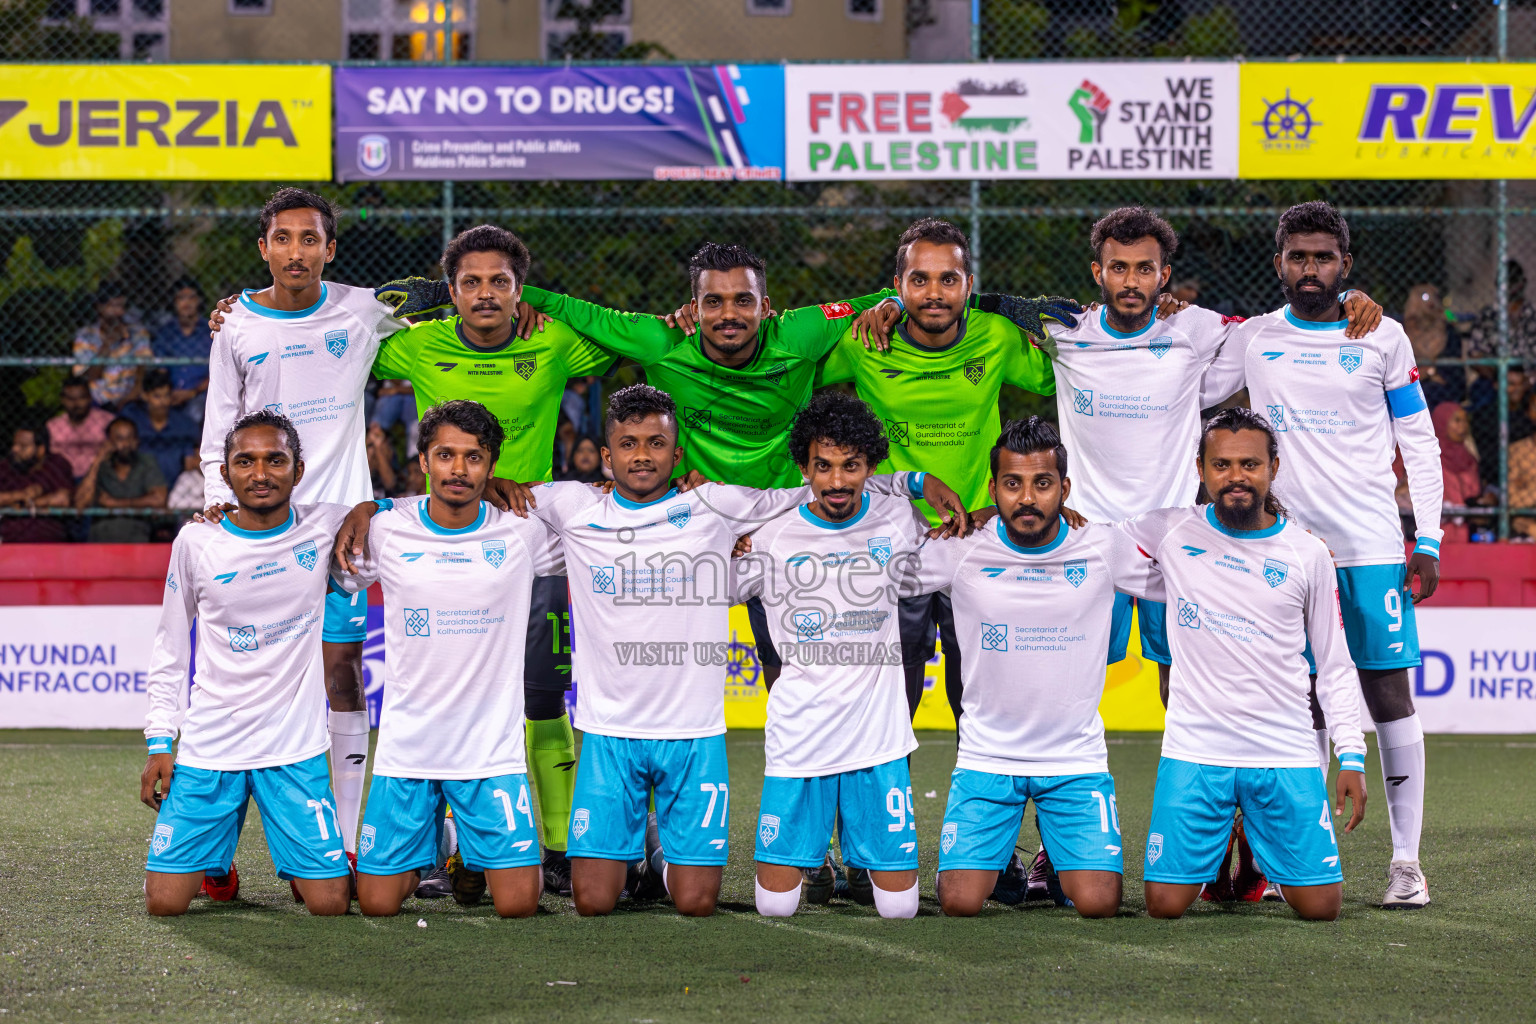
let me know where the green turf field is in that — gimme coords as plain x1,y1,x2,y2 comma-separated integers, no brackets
2,730,1532,1023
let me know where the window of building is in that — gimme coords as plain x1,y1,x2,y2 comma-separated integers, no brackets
746,0,791,15
846,0,880,20
343,0,474,61
45,0,169,60
543,0,630,59
228,0,273,15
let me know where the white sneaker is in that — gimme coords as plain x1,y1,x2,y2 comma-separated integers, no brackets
1383,860,1430,909
1261,881,1285,902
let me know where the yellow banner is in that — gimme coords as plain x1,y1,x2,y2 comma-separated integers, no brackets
0,65,331,180
722,604,1166,732
1240,62,1536,179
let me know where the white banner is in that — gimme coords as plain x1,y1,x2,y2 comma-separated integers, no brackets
0,605,163,728
785,62,1238,181
1394,608,1536,734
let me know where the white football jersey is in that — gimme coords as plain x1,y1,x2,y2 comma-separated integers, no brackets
200,282,406,508
144,503,352,771
334,498,565,780
530,474,921,740
1121,506,1367,769
733,491,929,778
1046,306,1235,522
1201,307,1444,565
911,518,1162,775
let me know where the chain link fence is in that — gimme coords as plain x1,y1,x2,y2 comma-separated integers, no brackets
1,0,1532,541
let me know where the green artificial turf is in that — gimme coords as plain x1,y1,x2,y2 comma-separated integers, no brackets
1,730,1532,1023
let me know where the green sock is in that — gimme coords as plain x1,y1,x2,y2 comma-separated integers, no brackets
526,714,576,851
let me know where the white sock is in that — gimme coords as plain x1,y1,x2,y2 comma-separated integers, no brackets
438,810,458,863
755,879,800,917
871,879,920,919
1315,728,1331,777
328,710,370,855
661,863,670,896
1375,714,1426,864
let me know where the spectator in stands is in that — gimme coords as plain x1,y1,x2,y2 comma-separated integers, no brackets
366,423,400,498
166,453,204,511
1509,390,1536,540
1404,282,1466,410
1432,401,1497,543
0,425,75,543
398,459,426,498
562,376,601,437
73,416,166,543
371,379,418,456
122,368,200,488
72,280,153,410
557,435,607,483
150,277,213,422
47,375,114,481
1170,278,1200,305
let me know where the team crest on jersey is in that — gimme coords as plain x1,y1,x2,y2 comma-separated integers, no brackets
1073,387,1094,416
324,330,349,358
152,823,174,856
404,608,430,637
263,402,284,415
482,539,506,568
941,822,958,854
764,361,787,386
514,354,537,380
794,611,824,642
359,824,376,857
1063,559,1088,588
982,622,1008,652
758,814,780,847
1148,337,1172,359
1146,832,1163,864
885,419,910,446
667,504,692,529
1177,599,1200,629
1266,404,1288,432
228,625,259,653
1339,345,1363,374
572,808,590,839
591,566,616,594
964,357,985,385
1263,558,1288,588
292,540,318,571
683,407,712,433
868,536,892,566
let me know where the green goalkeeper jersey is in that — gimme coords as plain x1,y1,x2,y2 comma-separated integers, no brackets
520,285,889,488
818,310,1056,525
371,316,614,482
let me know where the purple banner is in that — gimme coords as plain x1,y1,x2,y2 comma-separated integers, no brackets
335,65,784,182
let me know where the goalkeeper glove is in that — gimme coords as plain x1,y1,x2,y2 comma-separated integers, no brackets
374,277,454,318
977,293,1084,341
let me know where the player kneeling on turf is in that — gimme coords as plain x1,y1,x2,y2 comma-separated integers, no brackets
735,392,964,920
141,411,355,916
334,401,564,918
1126,408,1368,921
910,417,1162,919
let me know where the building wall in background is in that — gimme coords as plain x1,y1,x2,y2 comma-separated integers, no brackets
168,0,343,61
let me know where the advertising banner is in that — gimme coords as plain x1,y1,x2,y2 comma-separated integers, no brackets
335,64,784,182
0,65,331,180
784,62,1238,181
1240,62,1536,179
0,605,163,728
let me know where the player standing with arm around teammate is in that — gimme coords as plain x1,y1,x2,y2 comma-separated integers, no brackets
140,411,356,916
1127,410,1368,922
735,393,944,920
909,418,1163,919
1201,202,1440,909
334,401,564,919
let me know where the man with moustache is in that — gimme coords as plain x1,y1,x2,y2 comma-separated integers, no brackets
74,416,167,543
0,425,75,543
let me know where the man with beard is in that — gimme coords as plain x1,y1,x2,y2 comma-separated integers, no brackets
1125,408,1368,922
1200,201,1442,910
74,416,167,543
48,376,115,481
0,425,75,542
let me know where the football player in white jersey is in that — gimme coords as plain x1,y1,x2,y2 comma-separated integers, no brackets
335,401,564,918
197,188,409,871
911,417,1162,918
735,392,946,920
1126,409,1368,921
1201,202,1441,909
141,410,354,916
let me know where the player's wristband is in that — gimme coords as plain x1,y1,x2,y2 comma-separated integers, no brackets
906,472,927,501
1413,537,1440,560
146,736,173,755
889,294,904,311
1337,752,1366,774
372,498,394,515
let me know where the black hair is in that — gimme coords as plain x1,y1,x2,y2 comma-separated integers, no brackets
1275,200,1350,255
16,423,49,449
787,390,890,468
417,399,505,463
61,374,91,395
107,415,139,439
94,280,126,305
141,367,173,393
442,224,532,288
1090,206,1179,267
895,217,972,278
223,408,301,465
688,242,766,296
259,187,338,244
170,276,203,299
1197,407,1288,518
603,383,676,444
990,416,1067,478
